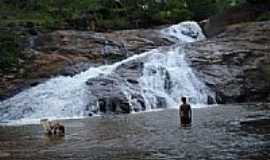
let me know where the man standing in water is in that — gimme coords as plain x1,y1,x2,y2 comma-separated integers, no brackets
179,97,192,127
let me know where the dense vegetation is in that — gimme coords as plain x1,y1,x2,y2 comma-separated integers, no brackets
0,0,268,72
0,0,247,30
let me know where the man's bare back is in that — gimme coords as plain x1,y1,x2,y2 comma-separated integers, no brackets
179,97,192,126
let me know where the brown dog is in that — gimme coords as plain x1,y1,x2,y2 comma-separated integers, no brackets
40,119,65,136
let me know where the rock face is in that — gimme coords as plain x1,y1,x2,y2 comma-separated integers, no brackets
26,29,172,77
0,28,172,100
30,29,171,58
86,58,147,114
184,21,270,103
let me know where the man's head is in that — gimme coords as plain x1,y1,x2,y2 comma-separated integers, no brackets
181,97,187,104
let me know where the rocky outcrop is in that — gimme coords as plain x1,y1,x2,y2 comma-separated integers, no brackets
86,57,147,114
24,28,172,77
0,28,172,100
29,29,172,57
185,21,270,103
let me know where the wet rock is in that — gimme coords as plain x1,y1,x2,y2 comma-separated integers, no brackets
156,96,167,108
98,97,131,114
207,96,215,105
86,56,149,114
185,21,270,103
86,75,132,114
164,70,172,94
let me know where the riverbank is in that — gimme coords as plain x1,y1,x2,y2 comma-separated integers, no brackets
0,104,269,160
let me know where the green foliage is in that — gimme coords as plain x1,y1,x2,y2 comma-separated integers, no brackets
98,18,129,30
215,0,246,13
187,0,217,20
256,12,270,21
154,0,192,23
246,0,270,4
0,0,196,30
0,0,255,31
0,32,19,71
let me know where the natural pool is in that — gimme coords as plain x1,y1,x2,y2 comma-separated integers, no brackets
0,104,269,160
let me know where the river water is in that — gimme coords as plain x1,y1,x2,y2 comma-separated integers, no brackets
0,104,269,160
0,21,269,159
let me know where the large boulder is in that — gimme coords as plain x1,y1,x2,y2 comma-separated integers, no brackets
184,21,270,103
86,58,147,114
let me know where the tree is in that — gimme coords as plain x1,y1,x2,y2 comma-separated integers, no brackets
186,0,217,20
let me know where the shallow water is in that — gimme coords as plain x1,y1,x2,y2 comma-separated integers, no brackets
0,104,269,160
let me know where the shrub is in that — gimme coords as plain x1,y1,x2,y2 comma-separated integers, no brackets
0,32,20,72
256,12,270,21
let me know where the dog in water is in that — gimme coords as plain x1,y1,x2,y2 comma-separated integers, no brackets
40,119,65,136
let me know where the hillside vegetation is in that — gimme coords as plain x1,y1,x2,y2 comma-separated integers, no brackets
0,0,269,72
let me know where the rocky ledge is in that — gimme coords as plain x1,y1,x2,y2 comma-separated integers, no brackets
23,28,171,78
185,21,270,103
0,28,172,100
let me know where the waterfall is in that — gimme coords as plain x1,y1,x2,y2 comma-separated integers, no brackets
139,47,214,110
0,21,214,124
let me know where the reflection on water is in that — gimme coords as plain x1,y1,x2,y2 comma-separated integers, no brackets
0,104,269,160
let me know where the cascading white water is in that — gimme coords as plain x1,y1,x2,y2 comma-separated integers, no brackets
140,47,214,110
160,21,205,42
0,21,214,124
138,22,213,110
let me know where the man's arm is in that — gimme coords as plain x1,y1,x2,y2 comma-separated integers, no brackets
179,105,183,117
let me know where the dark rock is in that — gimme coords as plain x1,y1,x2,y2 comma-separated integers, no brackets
207,96,215,105
185,21,270,103
127,79,139,84
86,75,132,114
164,70,172,94
156,96,167,109
86,56,148,114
